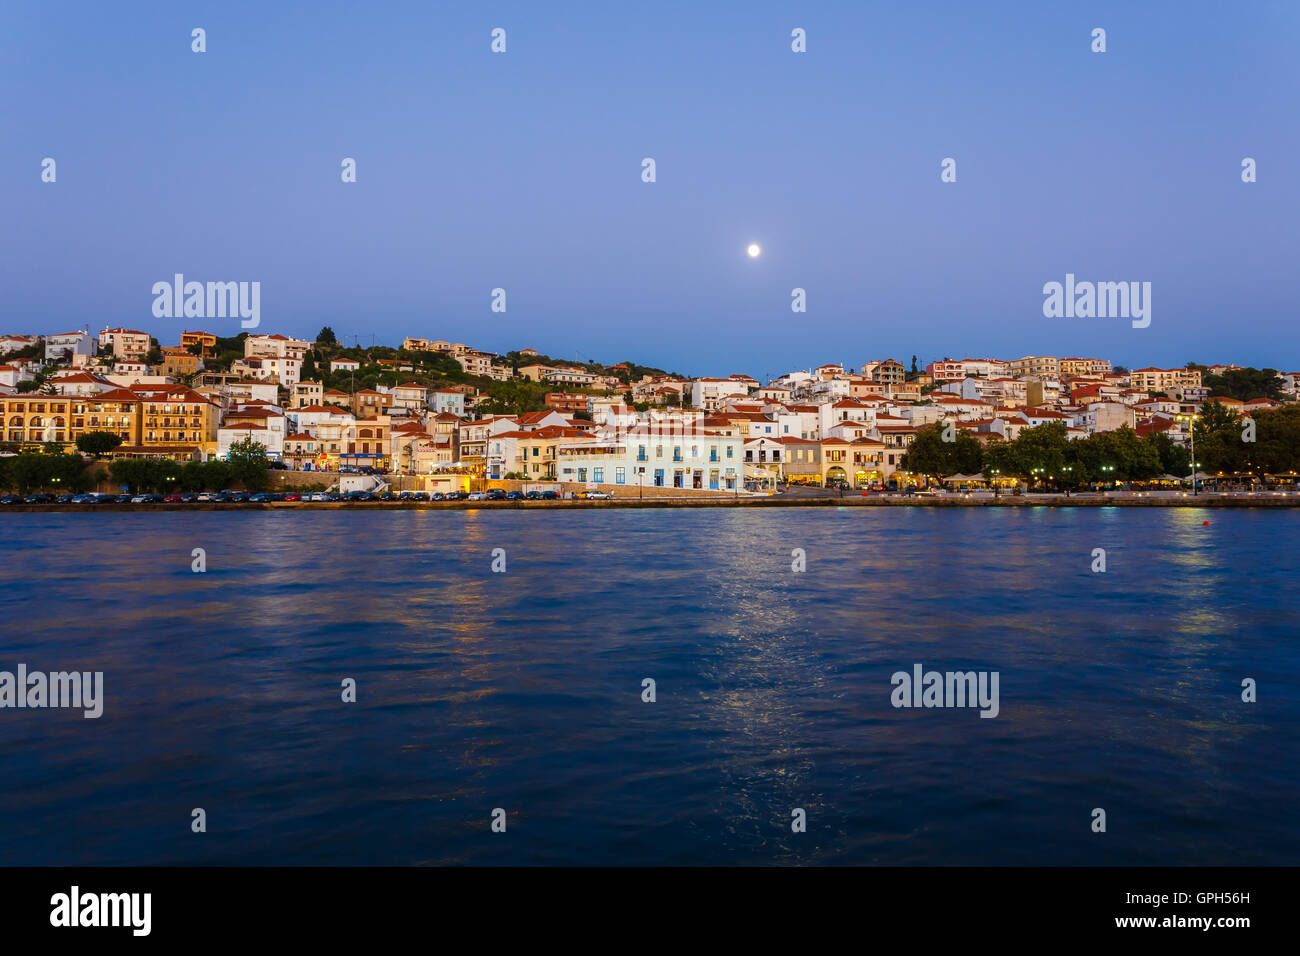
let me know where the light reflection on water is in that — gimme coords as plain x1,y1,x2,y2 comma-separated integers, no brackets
0,508,1296,865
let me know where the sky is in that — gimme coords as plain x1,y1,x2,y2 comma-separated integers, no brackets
3,1,1298,378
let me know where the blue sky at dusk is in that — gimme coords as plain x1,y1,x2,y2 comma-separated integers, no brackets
3,1,1298,376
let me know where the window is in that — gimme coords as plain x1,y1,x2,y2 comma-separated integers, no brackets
615,467,626,484
593,467,604,483
726,446,733,458
673,447,682,461
654,468,664,487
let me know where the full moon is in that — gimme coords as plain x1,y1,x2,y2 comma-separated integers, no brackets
747,243,761,258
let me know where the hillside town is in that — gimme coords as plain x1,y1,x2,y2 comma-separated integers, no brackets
2,326,1299,498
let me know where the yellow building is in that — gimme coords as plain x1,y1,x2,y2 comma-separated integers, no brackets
180,330,218,356
2,388,143,450
124,385,220,460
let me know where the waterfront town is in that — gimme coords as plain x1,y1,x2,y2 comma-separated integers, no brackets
2,325,1299,500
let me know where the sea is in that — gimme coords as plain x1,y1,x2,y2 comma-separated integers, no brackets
1,507,1296,865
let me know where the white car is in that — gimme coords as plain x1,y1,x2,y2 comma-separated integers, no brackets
584,491,613,500
308,492,329,502
467,491,489,501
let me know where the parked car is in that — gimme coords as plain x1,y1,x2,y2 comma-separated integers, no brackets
378,492,397,501
229,492,250,503
283,493,302,502
444,491,465,501
0,494,23,505
56,494,74,504
113,494,133,503
248,493,275,503
486,489,507,500
524,490,541,500
409,492,430,501
505,490,524,500
24,493,54,504
467,491,489,501
180,493,199,502
539,490,560,500
163,494,183,503
428,492,444,501
582,490,613,500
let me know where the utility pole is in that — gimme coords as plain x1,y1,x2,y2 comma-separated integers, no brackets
1190,414,1198,496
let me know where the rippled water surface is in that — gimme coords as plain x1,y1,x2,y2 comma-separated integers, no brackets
1,508,1296,865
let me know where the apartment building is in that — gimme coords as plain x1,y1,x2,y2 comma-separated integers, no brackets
245,333,310,361
44,330,96,362
1130,367,1203,393
1008,356,1060,378
99,327,152,359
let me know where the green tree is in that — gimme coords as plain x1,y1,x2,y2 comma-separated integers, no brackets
76,431,124,458
227,436,270,490
900,423,984,481
1148,430,1191,476
317,327,338,345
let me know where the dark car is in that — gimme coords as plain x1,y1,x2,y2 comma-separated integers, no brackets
229,492,250,503
268,461,288,470
248,493,275,503
24,493,54,503
486,489,507,500
0,494,22,505
408,492,429,501
505,490,524,500
56,494,74,504
180,493,199,502
378,492,397,501
524,490,541,500
115,494,134,504
539,490,560,500
428,492,444,501
444,490,465,501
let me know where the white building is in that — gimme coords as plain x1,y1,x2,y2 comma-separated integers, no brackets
556,424,743,490
44,330,96,362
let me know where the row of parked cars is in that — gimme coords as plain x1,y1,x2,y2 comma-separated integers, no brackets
1,488,573,506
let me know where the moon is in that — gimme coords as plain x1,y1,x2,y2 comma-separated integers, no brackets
747,243,761,258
